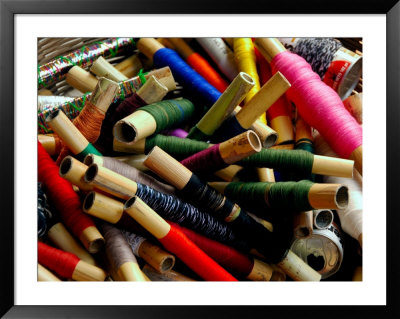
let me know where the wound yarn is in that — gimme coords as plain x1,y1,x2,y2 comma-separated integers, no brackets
271,51,362,159
135,183,250,251
180,144,226,174
223,181,314,215
153,48,221,107
144,135,210,159
162,128,188,138
38,242,80,279
38,141,95,238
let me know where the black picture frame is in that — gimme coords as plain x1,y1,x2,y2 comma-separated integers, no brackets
1,0,399,318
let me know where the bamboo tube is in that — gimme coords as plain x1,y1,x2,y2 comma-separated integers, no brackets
293,211,313,239
269,264,287,281
257,168,276,182
113,110,157,143
66,66,98,93
313,209,334,230
214,165,243,182
135,75,168,105
116,262,146,281
38,134,62,156
142,264,195,281
90,56,128,82
83,153,104,167
218,130,261,164
144,146,193,190
254,37,362,176
235,72,291,129
83,191,124,224
138,240,175,273
137,38,165,60
277,250,321,281
146,66,176,92
308,183,348,210
156,38,175,49
38,89,53,96
246,258,274,281
71,260,107,281
270,116,294,145
311,155,354,178
47,222,97,265
114,154,148,171
188,72,255,138
38,264,61,281
249,119,278,148
123,230,175,273
46,109,90,155
295,116,313,143
270,144,294,150
59,156,93,191
115,54,143,78
247,212,273,232
113,137,145,153
79,226,105,254
124,197,171,239
84,164,138,200
90,77,119,114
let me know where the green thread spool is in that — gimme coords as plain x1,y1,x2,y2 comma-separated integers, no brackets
187,72,255,141
211,180,348,218
113,98,195,143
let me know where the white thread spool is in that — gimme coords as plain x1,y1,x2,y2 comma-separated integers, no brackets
196,38,238,81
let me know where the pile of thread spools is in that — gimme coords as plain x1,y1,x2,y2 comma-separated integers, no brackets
37,37,363,282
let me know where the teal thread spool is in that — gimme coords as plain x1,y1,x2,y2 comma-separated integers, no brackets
113,98,195,144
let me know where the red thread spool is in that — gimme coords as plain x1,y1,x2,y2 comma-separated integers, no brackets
124,196,237,281
38,141,104,253
38,242,79,279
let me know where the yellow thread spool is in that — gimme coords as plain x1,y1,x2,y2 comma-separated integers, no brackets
233,38,266,125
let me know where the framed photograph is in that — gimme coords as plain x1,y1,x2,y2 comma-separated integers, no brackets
1,0,399,317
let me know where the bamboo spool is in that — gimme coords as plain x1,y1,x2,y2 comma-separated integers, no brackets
146,66,177,92
47,222,97,265
214,165,244,182
115,54,143,78
254,38,363,175
66,66,98,93
71,260,107,281
90,56,129,82
113,110,157,144
59,156,93,191
218,130,262,165
84,164,138,200
83,191,124,224
38,134,62,156
249,118,278,149
135,75,169,105
123,231,175,273
277,250,321,281
313,209,334,230
46,109,91,155
167,38,194,60
38,264,61,281
235,72,291,129
141,264,195,281
246,258,274,281
293,211,313,239
90,77,119,114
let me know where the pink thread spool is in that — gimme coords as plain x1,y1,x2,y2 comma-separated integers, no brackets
254,38,362,175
